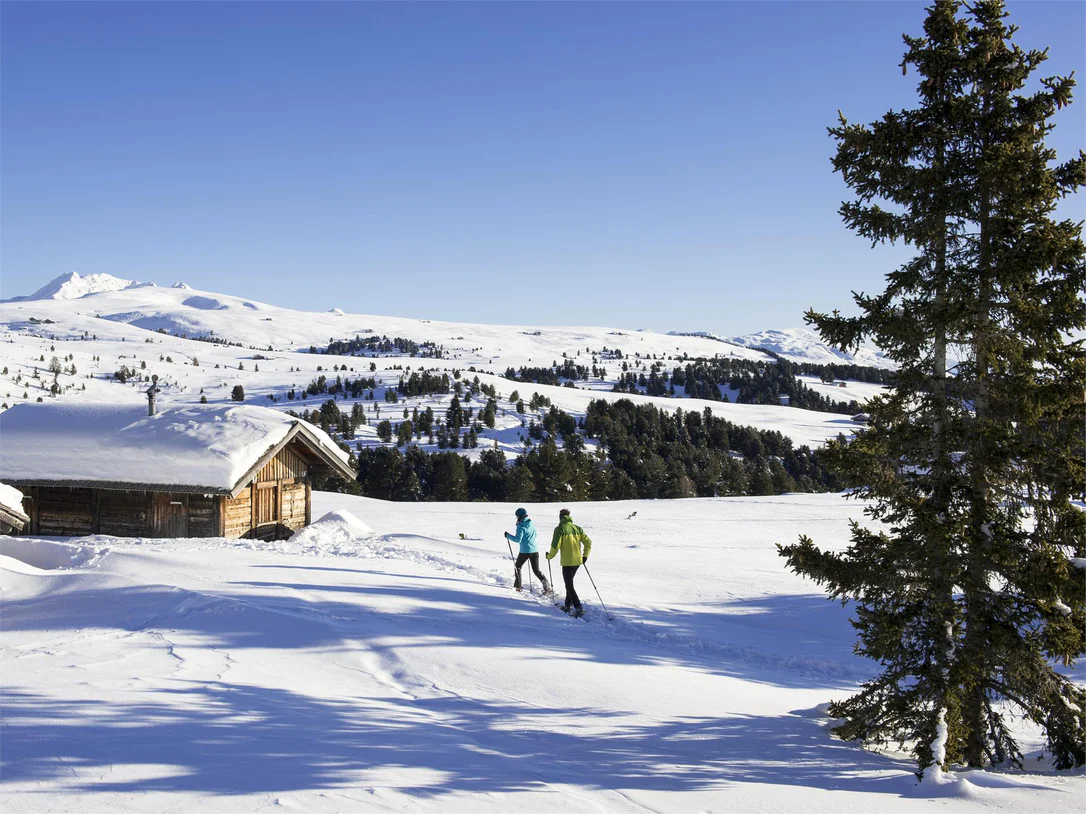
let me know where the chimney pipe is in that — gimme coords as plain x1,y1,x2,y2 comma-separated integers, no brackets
147,375,159,416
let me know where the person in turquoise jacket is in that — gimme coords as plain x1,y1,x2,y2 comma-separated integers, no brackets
546,508,592,616
505,508,550,593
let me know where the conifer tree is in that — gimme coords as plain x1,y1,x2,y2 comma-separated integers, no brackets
780,0,1085,775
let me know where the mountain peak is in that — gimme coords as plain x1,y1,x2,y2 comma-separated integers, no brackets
9,271,142,302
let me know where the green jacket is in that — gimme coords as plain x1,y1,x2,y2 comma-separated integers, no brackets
546,517,592,566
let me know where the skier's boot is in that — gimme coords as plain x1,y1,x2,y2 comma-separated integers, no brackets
571,606,585,619
541,579,552,594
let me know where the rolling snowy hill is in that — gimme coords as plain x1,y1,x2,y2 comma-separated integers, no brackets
0,274,878,457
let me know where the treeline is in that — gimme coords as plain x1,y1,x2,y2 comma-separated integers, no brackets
319,335,444,358
504,358,592,385
761,351,896,384
292,374,378,400
612,357,870,415
351,398,837,501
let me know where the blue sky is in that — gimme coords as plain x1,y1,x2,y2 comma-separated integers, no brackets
2,1,1083,335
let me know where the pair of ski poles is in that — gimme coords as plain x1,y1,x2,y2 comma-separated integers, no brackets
506,537,610,618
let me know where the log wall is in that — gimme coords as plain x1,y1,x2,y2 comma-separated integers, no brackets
222,488,253,539
99,490,150,537
188,495,219,537
282,482,307,531
35,487,95,536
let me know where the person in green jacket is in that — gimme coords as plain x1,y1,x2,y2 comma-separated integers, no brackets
545,508,592,617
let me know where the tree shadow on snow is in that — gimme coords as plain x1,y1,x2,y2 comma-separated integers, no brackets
0,565,1067,801
0,570,866,690
1,683,988,799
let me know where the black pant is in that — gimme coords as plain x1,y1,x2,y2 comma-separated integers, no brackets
514,552,547,589
562,565,582,609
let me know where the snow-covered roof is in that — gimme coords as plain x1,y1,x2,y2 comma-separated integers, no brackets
0,482,28,525
0,402,354,495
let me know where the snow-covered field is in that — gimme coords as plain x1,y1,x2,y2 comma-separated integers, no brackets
2,493,1081,813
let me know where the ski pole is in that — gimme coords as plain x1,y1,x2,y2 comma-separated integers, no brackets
505,537,518,586
582,564,611,619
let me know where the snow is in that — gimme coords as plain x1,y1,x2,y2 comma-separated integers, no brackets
731,328,898,369
3,275,1077,809
1,492,1080,813
4,271,143,302
0,402,348,492
0,481,25,515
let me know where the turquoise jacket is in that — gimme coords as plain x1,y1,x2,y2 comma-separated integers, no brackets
505,518,538,554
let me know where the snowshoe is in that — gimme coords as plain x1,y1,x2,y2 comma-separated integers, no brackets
571,607,585,619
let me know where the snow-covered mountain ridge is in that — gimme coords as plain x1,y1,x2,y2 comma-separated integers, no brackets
2,271,147,302
730,328,897,369
8,273,895,368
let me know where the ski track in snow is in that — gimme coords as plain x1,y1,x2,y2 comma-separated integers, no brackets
129,528,869,684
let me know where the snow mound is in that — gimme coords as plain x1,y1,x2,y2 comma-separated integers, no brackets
170,281,191,289
328,307,346,316
0,482,25,514
287,509,374,548
0,537,107,571
7,271,142,302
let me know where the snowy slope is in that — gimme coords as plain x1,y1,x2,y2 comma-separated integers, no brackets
0,278,870,454
1,493,1079,813
731,327,898,369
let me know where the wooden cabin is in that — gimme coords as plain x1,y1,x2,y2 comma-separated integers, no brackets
0,401,355,540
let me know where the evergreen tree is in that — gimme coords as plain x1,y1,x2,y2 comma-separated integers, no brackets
230,385,245,402
430,453,468,501
780,0,1085,776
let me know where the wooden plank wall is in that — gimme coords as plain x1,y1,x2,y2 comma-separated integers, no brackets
281,482,307,531
222,489,253,539
99,490,151,537
35,487,95,536
256,445,307,484
188,495,219,537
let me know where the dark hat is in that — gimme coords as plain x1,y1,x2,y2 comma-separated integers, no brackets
515,507,528,519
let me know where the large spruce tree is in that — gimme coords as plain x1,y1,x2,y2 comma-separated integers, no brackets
780,0,1085,776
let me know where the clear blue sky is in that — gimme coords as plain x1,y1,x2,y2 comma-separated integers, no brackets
2,1,1083,335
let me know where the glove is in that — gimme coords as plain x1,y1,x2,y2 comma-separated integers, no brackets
546,551,555,560
582,556,588,565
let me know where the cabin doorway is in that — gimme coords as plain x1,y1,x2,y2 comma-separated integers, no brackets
153,494,189,538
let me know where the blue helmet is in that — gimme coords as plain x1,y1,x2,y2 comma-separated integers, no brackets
515,507,528,520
